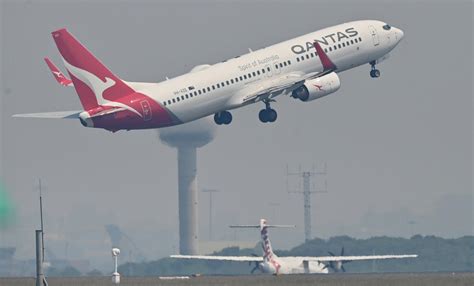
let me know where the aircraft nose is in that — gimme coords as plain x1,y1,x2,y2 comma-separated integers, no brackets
394,27,404,41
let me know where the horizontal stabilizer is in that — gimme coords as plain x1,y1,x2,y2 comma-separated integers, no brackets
13,110,81,119
170,255,263,262
293,254,418,262
229,224,295,228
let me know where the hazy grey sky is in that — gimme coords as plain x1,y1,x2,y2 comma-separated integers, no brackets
1,0,472,271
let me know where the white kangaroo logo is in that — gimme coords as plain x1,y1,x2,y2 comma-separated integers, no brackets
63,59,142,117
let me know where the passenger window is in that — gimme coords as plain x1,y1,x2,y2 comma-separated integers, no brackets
288,60,291,65
252,72,256,76
231,79,234,84
267,67,271,72
217,83,220,88
283,62,287,67
342,42,345,47
297,57,300,62
226,80,230,85
212,85,215,90
177,97,180,102
350,39,354,44
185,94,189,98
358,37,362,42
329,47,332,51
334,45,337,50
207,87,210,92
354,38,358,43
310,53,314,58
275,64,279,69
279,63,283,68
194,91,197,96
240,76,243,80
324,48,328,52
244,75,247,79
306,54,310,59
198,90,202,95
172,99,176,103
300,55,305,61
338,44,341,48
257,70,260,75
262,69,265,73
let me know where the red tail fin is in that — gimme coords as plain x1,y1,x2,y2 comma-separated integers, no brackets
51,28,134,110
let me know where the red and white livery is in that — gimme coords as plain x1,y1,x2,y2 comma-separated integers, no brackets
14,20,404,131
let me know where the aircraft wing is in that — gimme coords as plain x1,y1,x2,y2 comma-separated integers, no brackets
236,41,337,104
44,57,73,87
12,110,81,119
170,255,263,262
286,254,418,262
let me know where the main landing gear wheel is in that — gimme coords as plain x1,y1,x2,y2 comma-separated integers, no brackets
214,111,232,125
370,61,380,78
259,100,277,123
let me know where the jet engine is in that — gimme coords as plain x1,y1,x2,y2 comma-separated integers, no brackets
291,72,340,102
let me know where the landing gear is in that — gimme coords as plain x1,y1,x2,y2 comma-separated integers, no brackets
370,61,380,78
259,100,277,123
214,111,232,125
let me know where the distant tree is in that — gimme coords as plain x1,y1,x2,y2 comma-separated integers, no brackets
60,266,82,277
86,269,103,276
47,266,82,277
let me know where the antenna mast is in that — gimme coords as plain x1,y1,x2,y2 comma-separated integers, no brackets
38,179,45,262
287,163,328,242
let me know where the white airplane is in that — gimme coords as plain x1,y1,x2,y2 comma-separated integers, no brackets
171,219,417,275
14,20,403,132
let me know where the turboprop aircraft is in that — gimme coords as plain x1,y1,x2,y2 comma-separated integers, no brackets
170,219,417,275
14,20,403,132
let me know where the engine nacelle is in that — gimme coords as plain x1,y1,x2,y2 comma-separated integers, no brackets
291,72,340,102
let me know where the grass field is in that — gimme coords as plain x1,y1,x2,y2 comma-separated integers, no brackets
1,272,473,286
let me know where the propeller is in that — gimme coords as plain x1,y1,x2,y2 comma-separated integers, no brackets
249,253,260,274
323,247,351,272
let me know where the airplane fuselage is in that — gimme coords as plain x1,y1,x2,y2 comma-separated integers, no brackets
78,20,403,131
259,257,329,274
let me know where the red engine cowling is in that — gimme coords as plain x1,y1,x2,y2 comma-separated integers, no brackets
291,72,341,102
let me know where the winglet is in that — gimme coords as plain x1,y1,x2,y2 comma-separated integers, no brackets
44,57,73,87
313,42,337,71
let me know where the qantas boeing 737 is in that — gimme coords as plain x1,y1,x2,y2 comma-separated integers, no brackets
14,20,404,131
171,219,417,275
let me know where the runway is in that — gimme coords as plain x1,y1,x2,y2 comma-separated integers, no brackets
2,272,473,286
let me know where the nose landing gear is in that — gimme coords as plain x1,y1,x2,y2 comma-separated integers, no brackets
370,61,381,78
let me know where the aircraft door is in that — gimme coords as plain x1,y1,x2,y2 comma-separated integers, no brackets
140,100,152,121
368,25,380,46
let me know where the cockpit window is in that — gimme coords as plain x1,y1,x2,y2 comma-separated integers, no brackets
383,24,391,30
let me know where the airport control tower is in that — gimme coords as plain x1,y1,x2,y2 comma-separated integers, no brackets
159,117,216,255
